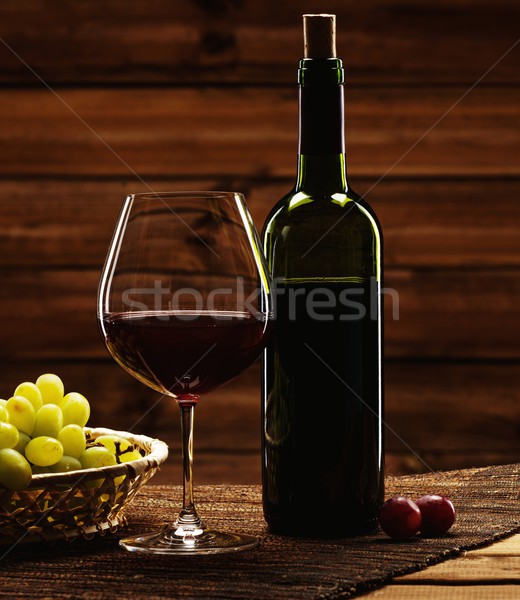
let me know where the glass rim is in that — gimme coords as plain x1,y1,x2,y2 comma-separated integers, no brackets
126,190,245,200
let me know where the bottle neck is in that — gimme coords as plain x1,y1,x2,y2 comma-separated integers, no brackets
296,58,348,194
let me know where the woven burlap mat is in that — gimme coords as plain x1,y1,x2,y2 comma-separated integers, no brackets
0,463,519,599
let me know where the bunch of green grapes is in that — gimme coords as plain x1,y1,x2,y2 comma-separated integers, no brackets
0,374,142,491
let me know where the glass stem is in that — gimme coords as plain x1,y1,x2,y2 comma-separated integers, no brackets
175,400,204,533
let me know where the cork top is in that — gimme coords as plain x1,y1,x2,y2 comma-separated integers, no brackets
303,14,336,58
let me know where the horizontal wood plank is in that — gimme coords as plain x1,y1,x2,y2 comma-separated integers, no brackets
0,360,517,484
1,178,520,269
471,534,520,557
384,362,520,457
363,584,520,599
384,268,520,359
397,555,520,582
0,1,519,84
1,267,519,359
255,178,520,269
0,87,519,178
376,535,520,600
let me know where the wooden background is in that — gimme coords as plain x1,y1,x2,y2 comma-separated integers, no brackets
0,1,519,485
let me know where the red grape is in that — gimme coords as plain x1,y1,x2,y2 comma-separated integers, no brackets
378,496,422,539
416,494,456,535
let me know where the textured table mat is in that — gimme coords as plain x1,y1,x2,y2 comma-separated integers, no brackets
0,463,519,599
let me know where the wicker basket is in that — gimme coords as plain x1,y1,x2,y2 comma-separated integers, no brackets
0,427,168,544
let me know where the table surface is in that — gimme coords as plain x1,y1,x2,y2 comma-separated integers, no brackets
1,479,518,600
361,533,520,599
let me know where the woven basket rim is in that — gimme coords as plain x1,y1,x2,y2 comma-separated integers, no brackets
27,427,169,488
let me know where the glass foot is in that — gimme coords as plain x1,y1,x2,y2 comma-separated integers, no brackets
119,525,260,555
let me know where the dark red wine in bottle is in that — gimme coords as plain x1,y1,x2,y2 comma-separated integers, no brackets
261,14,384,536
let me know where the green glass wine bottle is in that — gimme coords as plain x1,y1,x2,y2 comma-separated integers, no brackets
261,14,384,536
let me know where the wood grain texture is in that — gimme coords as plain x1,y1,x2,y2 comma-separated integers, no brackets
1,267,519,359
0,360,517,484
363,585,520,599
0,87,519,178
0,0,518,490
0,0,518,84
471,534,520,557
397,534,520,581
397,555,520,582
384,268,520,359
372,535,520,599
1,178,520,268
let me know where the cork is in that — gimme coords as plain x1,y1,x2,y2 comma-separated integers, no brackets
303,14,336,58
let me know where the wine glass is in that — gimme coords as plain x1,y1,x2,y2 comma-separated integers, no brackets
97,191,271,555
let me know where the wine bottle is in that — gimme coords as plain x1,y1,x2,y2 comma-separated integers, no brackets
261,14,384,536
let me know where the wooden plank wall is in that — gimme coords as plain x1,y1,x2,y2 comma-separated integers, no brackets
0,1,519,485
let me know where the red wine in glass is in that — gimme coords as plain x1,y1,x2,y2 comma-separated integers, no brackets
103,310,268,397
97,191,271,555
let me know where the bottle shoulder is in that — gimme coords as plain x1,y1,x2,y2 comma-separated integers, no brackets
262,188,382,281
263,187,382,238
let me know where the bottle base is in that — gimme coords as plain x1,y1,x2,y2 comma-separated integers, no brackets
265,515,380,538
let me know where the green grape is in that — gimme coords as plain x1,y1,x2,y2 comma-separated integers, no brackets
0,405,8,422
0,448,32,490
13,382,43,412
6,396,36,436
0,399,6,406
49,455,82,473
118,449,142,463
14,431,31,455
79,446,117,470
95,434,132,455
0,422,19,449
57,424,86,459
33,404,63,438
61,392,90,428
35,373,64,405
25,436,64,467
